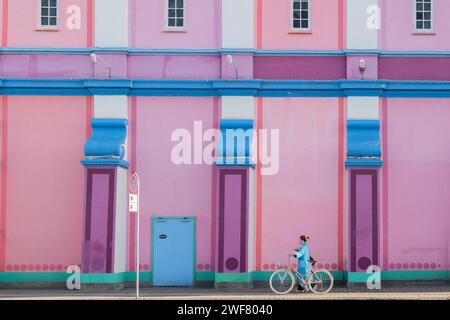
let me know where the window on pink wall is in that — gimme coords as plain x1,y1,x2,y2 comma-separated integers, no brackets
38,0,59,30
414,0,434,33
165,0,186,31
291,0,311,33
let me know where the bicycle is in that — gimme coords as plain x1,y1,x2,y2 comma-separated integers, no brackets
269,254,334,295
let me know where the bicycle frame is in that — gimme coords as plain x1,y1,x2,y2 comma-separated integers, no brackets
278,255,324,287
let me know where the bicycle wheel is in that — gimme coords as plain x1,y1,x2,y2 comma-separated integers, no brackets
269,270,296,295
307,269,334,294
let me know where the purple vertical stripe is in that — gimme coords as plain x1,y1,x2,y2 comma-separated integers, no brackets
82,168,116,274
372,171,378,269
350,169,379,272
106,171,115,273
218,171,225,272
223,174,241,272
90,174,109,273
355,174,372,272
218,169,248,273
240,171,248,273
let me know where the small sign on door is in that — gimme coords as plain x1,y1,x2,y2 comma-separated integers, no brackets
129,193,138,212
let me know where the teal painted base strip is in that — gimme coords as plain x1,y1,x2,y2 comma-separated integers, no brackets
347,271,450,283
195,272,214,282
80,272,151,284
1,270,449,284
208,270,345,283
0,272,68,283
215,273,251,283
0,272,151,284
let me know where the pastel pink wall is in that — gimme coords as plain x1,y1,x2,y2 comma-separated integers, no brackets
260,98,340,270
130,0,220,49
5,96,86,272
0,0,4,45
381,0,450,51
6,0,89,48
386,99,450,270
136,97,216,272
260,0,341,50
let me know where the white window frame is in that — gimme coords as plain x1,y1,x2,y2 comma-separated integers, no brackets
164,0,187,32
413,0,434,34
290,0,312,33
37,0,59,30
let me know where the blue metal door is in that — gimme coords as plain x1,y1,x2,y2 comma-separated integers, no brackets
152,217,195,286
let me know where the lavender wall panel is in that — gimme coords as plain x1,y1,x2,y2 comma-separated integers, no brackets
379,57,450,81
82,168,116,274
350,169,379,272
254,56,347,80
218,169,248,273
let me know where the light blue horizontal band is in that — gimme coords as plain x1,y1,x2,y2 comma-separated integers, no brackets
214,160,256,168
1,79,450,98
81,158,129,169
220,119,254,129
345,159,383,168
3,47,450,57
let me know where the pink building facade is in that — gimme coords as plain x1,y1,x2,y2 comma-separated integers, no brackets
0,0,449,288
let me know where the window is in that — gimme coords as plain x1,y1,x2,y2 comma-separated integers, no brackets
166,0,185,30
291,0,311,32
39,0,58,28
414,0,433,32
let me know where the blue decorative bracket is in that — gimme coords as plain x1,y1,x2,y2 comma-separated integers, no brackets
215,119,255,168
346,120,383,168
81,118,129,169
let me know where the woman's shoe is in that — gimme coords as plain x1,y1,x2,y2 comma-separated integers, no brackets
296,285,306,292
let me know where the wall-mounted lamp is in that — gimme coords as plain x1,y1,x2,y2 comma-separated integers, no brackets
359,58,366,80
90,53,112,79
226,54,239,80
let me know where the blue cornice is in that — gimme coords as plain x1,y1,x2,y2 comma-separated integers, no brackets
345,159,383,168
3,47,450,58
347,120,381,158
2,79,450,97
84,119,128,159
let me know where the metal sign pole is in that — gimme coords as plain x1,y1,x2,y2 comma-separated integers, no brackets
129,171,140,300
136,196,140,299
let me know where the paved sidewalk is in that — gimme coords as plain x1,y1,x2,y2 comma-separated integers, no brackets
0,283,449,300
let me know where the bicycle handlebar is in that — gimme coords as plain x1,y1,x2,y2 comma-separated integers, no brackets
288,254,318,265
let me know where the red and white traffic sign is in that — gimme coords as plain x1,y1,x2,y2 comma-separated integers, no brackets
129,171,139,213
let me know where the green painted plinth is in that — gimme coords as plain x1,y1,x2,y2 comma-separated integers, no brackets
1,270,449,285
346,270,450,283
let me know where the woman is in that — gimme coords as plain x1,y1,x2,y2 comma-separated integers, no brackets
294,235,311,292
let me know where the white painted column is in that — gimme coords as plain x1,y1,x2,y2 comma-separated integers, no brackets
347,97,380,121
221,0,254,48
220,0,256,272
346,0,379,50
95,0,129,47
93,95,129,273
221,96,255,120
